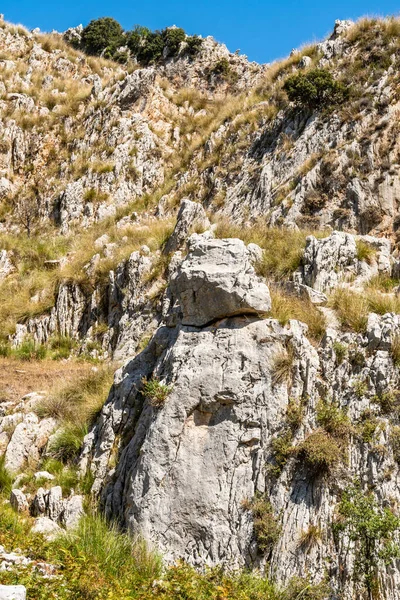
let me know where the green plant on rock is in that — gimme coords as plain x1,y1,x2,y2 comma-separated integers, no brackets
332,341,347,364
142,377,172,408
334,485,400,600
283,68,350,109
246,494,281,556
390,426,400,464
316,399,353,441
295,430,342,476
356,240,376,265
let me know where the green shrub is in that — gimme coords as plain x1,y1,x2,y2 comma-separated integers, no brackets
49,335,76,360
391,334,400,367
283,68,350,109
295,430,341,476
356,240,376,264
186,35,203,57
334,485,400,599
357,410,378,443
142,377,172,408
316,399,353,441
13,339,47,361
390,426,400,463
47,423,88,462
332,341,347,364
81,17,125,56
246,495,281,555
163,27,186,56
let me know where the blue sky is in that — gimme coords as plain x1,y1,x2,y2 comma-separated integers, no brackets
2,1,400,63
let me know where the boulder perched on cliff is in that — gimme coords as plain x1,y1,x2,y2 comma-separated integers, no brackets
170,235,271,326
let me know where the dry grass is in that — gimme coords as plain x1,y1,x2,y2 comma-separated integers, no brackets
270,287,326,342
329,288,369,332
213,221,327,280
0,358,95,403
271,344,295,386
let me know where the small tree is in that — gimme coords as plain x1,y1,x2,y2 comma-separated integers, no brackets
283,68,349,109
334,485,400,599
81,17,125,56
12,184,40,237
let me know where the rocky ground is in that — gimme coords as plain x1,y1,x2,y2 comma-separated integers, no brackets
1,13,400,600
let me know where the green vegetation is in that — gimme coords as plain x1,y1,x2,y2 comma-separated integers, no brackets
316,399,353,441
283,69,350,109
334,485,400,600
295,430,342,476
332,341,347,364
0,456,12,495
245,495,281,556
269,399,304,478
81,17,125,56
37,367,113,465
356,240,376,265
78,18,203,64
142,377,172,408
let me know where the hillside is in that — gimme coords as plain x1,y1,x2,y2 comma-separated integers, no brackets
1,13,400,600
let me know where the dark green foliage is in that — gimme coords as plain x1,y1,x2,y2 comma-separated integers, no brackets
163,27,186,56
81,17,125,56
334,485,400,599
127,25,202,65
283,68,350,109
210,58,238,83
186,35,203,57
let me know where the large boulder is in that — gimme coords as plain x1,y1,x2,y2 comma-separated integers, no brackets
170,235,271,326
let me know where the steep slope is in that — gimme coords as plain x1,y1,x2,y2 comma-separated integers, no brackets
2,13,400,600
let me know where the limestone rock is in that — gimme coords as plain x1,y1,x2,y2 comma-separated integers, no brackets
117,69,156,109
61,495,84,530
302,231,357,293
0,586,26,600
164,199,210,254
0,250,14,282
170,235,271,326
9,489,28,513
31,517,62,540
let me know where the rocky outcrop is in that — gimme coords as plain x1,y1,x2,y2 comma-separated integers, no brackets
170,235,271,326
30,486,84,531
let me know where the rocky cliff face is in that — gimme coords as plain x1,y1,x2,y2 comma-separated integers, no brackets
2,13,400,600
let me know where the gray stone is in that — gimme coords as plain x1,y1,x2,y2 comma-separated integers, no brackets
0,586,26,600
164,199,210,254
170,235,271,326
9,489,28,513
31,517,62,540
